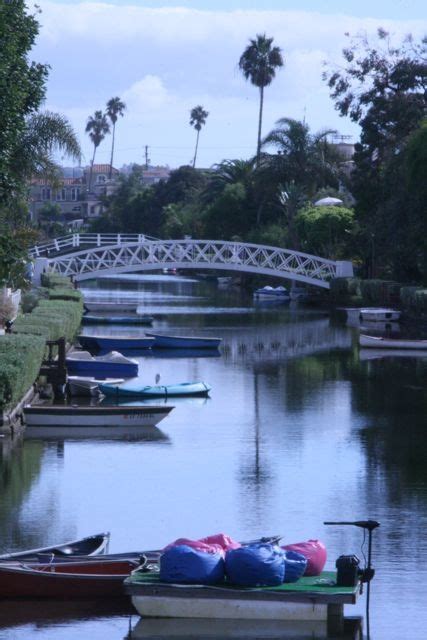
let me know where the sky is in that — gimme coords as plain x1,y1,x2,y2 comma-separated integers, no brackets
31,1,426,170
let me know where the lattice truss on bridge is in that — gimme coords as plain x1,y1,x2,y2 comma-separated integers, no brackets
47,240,338,287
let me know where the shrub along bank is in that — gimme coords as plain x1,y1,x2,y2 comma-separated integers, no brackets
0,276,83,412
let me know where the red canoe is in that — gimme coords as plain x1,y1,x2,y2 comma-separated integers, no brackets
0,559,140,598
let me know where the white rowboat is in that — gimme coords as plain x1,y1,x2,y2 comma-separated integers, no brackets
358,308,401,322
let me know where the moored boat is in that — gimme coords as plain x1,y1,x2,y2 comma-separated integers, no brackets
146,333,222,349
78,335,155,351
98,380,211,399
0,559,140,598
82,314,154,326
83,301,139,312
66,376,125,397
359,334,427,350
253,286,290,301
23,404,174,429
66,350,139,377
0,532,110,561
358,308,401,322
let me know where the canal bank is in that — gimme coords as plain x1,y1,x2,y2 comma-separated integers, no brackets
0,275,83,433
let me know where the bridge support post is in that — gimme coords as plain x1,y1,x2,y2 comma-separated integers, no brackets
33,258,50,285
335,261,354,277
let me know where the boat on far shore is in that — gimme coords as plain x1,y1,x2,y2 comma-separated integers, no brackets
253,286,290,301
146,333,222,349
359,334,427,350
83,301,139,313
359,308,401,322
82,314,154,325
78,335,155,351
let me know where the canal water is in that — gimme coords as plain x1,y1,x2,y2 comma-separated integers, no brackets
0,274,426,639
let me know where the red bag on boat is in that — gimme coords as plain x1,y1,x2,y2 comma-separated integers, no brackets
282,539,327,576
199,533,241,551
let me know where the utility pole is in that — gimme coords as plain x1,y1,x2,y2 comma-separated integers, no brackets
144,145,150,169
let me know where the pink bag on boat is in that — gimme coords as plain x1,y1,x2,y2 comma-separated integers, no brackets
282,539,327,576
199,533,241,551
163,533,241,556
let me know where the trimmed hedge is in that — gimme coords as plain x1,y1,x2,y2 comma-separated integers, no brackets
48,288,82,303
40,273,74,289
13,299,83,343
0,334,45,409
400,287,427,314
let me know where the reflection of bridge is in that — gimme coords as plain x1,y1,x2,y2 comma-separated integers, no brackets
31,234,353,288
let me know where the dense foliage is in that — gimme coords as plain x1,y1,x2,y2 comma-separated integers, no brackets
324,29,427,282
0,334,45,409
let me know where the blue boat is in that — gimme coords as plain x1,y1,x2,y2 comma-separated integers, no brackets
66,350,139,378
253,286,290,301
82,315,154,326
98,380,211,398
78,335,155,351
146,333,222,349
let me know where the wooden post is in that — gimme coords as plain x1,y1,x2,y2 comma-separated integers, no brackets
327,603,344,635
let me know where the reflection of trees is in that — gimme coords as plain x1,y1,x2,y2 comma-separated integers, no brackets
350,358,427,491
0,439,46,553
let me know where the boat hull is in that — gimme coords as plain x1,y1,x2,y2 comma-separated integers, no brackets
99,381,211,398
83,302,139,312
0,533,109,562
82,315,154,325
359,308,401,322
146,333,222,349
66,360,138,377
0,560,138,598
359,334,427,349
23,405,173,427
78,335,155,351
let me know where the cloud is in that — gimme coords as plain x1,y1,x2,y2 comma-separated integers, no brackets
35,2,426,168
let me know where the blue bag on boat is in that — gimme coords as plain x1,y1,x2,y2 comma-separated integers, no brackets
225,543,285,587
160,544,225,585
283,550,307,583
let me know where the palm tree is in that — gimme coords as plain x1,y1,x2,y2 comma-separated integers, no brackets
190,105,209,168
238,34,284,164
106,97,126,178
262,118,341,195
10,111,81,186
85,110,110,192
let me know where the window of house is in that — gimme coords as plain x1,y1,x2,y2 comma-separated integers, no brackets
71,188,79,201
41,188,51,200
56,188,66,201
97,175,107,184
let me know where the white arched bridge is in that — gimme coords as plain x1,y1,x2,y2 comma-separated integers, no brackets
31,233,353,289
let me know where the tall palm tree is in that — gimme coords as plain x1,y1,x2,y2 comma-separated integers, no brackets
239,34,284,164
85,110,110,192
106,97,126,178
190,105,209,168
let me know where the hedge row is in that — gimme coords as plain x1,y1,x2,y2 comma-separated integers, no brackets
13,298,83,343
400,287,427,313
330,278,401,306
48,288,82,303
0,334,46,409
40,273,74,288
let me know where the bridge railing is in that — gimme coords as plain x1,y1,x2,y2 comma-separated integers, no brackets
29,233,158,258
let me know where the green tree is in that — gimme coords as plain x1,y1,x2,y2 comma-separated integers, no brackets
189,106,209,168
85,110,110,192
106,97,126,178
238,34,284,164
295,204,355,259
324,29,426,280
0,1,49,204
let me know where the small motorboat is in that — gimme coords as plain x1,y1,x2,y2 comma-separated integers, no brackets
0,558,141,598
358,308,401,322
98,380,211,399
253,286,290,301
23,404,174,431
78,335,155,351
66,376,125,397
83,301,139,312
359,334,427,350
0,532,110,562
146,333,222,349
82,314,154,326
66,350,139,377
